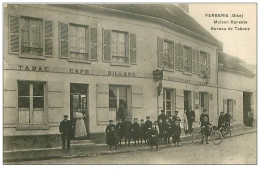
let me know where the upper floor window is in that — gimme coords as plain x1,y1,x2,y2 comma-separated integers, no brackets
59,22,97,62
183,46,192,73
157,37,174,69
69,24,89,60
9,15,53,58
200,51,210,76
112,31,127,63
103,29,136,65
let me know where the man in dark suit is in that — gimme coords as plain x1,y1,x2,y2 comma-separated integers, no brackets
124,117,132,146
186,107,195,134
59,115,73,152
157,110,167,123
200,109,209,123
115,119,125,146
117,104,127,122
132,118,141,146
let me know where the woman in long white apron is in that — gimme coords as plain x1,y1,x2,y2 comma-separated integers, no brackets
74,109,87,139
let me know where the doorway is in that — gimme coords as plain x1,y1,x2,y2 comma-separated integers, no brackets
184,90,192,112
70,83,89,139
243,92,252,126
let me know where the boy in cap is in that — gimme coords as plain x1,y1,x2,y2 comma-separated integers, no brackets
59,115,73,152
163,118,172,144
115,118,125,146
132,118,141,146
148,122,159,151
172,117,182,147
105,120,118,150
140,119,147,145
124,117,132,146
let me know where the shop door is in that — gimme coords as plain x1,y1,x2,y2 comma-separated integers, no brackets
243,92,252,126
70,83,89,139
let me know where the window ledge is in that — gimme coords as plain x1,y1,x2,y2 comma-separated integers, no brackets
110,62,130,67
68,59,92,64
182,72,192,76
16,125,49,131
19,54,45,60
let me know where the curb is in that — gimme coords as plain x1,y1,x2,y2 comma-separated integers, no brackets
4,130,256,163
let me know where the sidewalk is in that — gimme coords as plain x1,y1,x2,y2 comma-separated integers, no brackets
3,126,256,163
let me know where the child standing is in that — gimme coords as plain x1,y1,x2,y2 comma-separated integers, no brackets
172,119,182,147
140,119,146,145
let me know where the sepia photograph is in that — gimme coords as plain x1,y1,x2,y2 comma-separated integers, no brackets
2,2,257,165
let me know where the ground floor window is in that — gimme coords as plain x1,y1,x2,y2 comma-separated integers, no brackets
163,88,176,116
18,81,45,125
109,85,130,121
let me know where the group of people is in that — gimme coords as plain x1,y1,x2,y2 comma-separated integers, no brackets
105,110,186,151
59,109,88,152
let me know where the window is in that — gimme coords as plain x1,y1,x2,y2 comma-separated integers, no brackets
157,37,174,69
163,40,174,69
109,86,130,121
184,46,192,73
200,51,208,76
112,31,127,63
59,22,97,62
18,81,46,125
20,17,43,56
9,15,53,57
69,24,89,60
163,88,175,116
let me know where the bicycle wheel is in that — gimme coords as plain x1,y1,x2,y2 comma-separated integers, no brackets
219,127,225,138
192,132,202,144
210,131,223,145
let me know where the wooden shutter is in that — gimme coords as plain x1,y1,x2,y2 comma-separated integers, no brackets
157,37,163,67
44,20,53,56
207,53,211,77
174,42,180,70
169,41,174,69
90,27,98,61
232,99,236,122
195,49,200,74
9,15,19,54
132,85,144,108
209,93,213,101
180,44,184,71
59,22,69,58
125,33,129,63
103,29,111,62
96,84,109,125
130,33,136,64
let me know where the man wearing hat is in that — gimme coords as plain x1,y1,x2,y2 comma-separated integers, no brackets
145,116,153,144
59,115,73,152
132,118,141,146
157,110,167,124
200,109,209,124
105,120,118,150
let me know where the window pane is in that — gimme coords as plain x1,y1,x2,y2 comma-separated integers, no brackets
33,83,44,96
109,87,117,98
111,31,126,62
18,97,30,108
18,82,30,96
119,86,127,99
109,98,117,108
166,90,171,100
166,101,172,111
119,99,127,108
33,97,44,108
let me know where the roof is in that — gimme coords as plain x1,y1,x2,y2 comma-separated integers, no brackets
218,52,255,77
52,4,222,47
95,4,221,44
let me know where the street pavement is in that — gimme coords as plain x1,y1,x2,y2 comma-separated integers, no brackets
11,132,256,165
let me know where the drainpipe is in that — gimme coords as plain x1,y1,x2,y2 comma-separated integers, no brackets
216,49,219,117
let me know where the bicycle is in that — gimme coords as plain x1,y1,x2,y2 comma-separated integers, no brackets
192,121,223,145
218,122,232,138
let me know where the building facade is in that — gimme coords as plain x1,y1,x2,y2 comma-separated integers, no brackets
3,4,254,149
